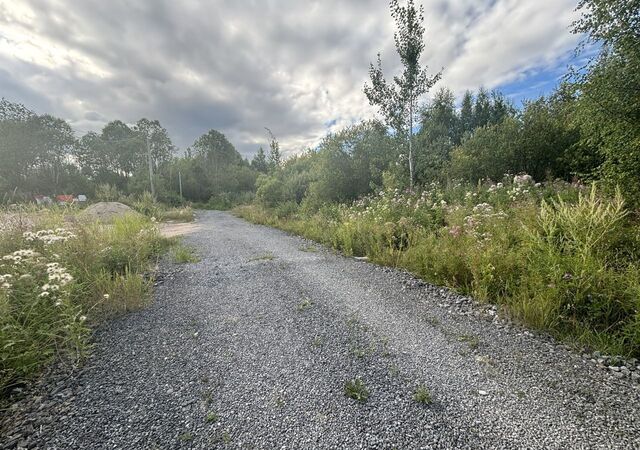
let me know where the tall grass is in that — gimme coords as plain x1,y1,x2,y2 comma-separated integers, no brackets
0,207,170,396
236,180,640,357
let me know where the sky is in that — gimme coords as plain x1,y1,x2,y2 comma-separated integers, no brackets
0,0,583,158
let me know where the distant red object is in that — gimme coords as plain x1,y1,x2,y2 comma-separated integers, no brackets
55,195,74,204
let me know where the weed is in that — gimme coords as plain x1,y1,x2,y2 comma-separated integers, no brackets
351,346,367,358
206,411,218,423
299,244,318,252
0,210,168,395
413,385,433,404
312,336,324,347
248,253,275,262
425,316,441,326
457,334,480,350
344,378,369,402
172,244,199,263
161,207,195,222
179,432,193,442
201,390,213,404
297,298,313,311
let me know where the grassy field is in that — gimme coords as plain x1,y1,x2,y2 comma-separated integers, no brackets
0,205,174,397
236,178,640,358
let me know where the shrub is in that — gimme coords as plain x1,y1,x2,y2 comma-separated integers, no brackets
94,183,122,202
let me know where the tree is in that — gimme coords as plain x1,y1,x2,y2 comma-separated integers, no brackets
364,0,441,188
251,147,269,173
101,120,144,178
459,90,474,141
473,88,491,129
265,127,281,171
0,100,79,193
570,0,640,203
415,87,459,182
134,118,176,168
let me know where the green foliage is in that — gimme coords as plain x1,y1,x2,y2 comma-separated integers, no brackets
570,0,640,205
364,0,441,186
94,183,123,202
413,385,433,404
0,209,168,395
172,244,199,264
237,181,640,357
160,207,195,222
344,378,369,402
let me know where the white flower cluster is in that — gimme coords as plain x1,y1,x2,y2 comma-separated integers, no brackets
23,228,77,245
2,249,40,264
46,262,73,285
488,182,505,193
0,273,13,289
472,203,494,215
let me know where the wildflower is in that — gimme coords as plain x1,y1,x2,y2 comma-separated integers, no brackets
1,282,11,289
39,291,50,298
448,226,463,238
104,294,110,299
54,300,62,306
79,315,87,322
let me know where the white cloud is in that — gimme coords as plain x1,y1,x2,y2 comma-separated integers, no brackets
0,0,580,157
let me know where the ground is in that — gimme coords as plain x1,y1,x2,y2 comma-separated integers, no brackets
3,211,640,449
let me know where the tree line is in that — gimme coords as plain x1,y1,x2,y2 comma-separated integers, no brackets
1,0,637,208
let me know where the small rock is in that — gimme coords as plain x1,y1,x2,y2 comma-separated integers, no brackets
478,390,489,396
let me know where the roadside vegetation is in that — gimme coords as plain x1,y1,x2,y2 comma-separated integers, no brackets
234,0,640,357
237,180,640,356
0,206,171,398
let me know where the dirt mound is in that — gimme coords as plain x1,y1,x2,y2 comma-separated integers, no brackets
82,202,140,222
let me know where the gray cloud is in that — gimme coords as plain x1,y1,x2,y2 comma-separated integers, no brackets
0,0,580,157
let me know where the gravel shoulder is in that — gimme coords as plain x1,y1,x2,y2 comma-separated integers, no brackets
2,210,640,449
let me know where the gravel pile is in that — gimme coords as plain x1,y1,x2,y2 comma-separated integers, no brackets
80,202,139,222
2,210,639,449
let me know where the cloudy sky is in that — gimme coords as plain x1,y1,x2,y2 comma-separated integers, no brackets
0,0,582,157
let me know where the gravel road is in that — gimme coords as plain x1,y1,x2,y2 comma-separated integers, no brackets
4,210,640,449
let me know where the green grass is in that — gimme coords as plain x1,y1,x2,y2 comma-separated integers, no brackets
179,432,193,442
297,298,313,311
344,378,369,402
413,385,433,404
205,411,218,423
172,243,199,263
0,208,170,398
235,182,640,357
457,334,480,350
160,207,195,222
248,252,275,262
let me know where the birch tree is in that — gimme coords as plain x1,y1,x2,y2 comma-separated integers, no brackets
364,0,441,188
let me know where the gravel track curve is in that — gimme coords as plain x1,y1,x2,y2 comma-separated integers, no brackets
5,210,640,449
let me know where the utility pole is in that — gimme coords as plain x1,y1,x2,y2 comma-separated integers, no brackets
146,135,155,198
178,170,183,200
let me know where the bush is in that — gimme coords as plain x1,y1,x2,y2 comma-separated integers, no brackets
94,183,122,202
